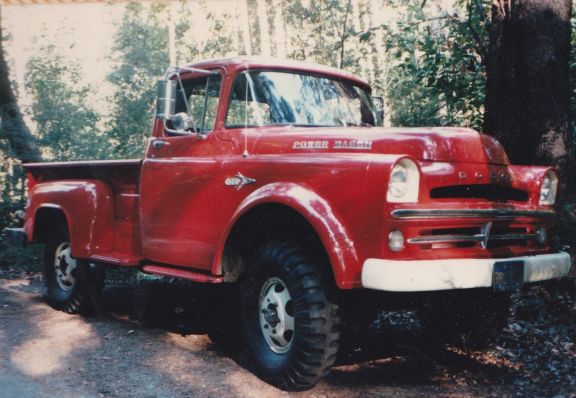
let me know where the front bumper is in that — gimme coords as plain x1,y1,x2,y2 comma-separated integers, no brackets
361,252,571,292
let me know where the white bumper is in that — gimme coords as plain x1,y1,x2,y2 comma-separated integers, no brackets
361,252,571,292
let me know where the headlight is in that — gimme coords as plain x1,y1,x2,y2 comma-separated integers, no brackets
539,171,558,205
387,158,420,203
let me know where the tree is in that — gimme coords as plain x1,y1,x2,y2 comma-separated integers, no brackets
25,41,105,161
283,0,357,69
107,1,169,158
382,0,489,129
484,0,573,174
0,5,41,163
177,3,235,60
256,0,272,56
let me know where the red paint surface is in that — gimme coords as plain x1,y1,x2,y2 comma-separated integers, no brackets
23,58,558,289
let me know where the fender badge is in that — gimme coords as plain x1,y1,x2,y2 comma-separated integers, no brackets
225,172,256,190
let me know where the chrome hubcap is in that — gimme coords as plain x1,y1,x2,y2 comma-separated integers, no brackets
259,277,294,353
54,242,77,291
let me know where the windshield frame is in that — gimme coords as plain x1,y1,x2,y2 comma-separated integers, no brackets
224,68,382,129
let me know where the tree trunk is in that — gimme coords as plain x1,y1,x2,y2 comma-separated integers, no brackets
257,0,271,57
484,1,576,261
0,5,41,163
273,0,286,58
239,0,252,55
484,0,572,176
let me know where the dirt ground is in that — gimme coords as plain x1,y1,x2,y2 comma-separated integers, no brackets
1,268,576,398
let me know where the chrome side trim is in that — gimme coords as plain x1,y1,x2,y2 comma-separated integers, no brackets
391,209,555,220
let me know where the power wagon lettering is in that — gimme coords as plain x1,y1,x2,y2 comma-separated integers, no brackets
292,140,329,149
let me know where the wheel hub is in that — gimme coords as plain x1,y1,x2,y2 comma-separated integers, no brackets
259,277,294,354
262,304,281,328
54,242,77,291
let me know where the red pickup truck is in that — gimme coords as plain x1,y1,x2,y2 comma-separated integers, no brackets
4,57,571,390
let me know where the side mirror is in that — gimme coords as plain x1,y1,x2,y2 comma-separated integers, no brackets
155,79,176,119
372,96,385,125
170,112,196,132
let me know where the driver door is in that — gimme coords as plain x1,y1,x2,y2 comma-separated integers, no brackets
140,73,228,270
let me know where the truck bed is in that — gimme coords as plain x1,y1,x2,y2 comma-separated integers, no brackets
24,159,143,266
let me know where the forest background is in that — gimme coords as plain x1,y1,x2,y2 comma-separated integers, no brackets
0,0,574,267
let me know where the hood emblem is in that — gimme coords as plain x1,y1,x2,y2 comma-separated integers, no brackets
480,221,493,249
225,172,256,190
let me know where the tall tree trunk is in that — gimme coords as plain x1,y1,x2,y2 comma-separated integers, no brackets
0,5,41,163
239,0,253,55
484,1,576,259
273,0,286,58
257,0,271,56
484,0,572,177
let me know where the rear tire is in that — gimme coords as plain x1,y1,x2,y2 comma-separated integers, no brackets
241,242,340,391
44,227,104,314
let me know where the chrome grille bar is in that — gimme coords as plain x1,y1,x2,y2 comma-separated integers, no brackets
408,233,537,245
392,209,555,220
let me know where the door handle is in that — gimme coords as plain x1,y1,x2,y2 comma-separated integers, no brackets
152,140,169,149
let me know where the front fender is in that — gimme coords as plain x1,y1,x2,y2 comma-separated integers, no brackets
213,182,359,288
26,180,114,258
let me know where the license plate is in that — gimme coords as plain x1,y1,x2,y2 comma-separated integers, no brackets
493,260,524,291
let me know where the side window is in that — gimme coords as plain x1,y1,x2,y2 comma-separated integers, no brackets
170,74,222,134
226,73,271,127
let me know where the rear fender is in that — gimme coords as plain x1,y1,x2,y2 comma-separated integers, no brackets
26,180,114,258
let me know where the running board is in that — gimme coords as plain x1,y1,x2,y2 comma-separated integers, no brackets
142,265,223,283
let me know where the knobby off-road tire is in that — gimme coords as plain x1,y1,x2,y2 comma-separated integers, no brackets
420,290,512,350
44,227,104,314
241,242,340,391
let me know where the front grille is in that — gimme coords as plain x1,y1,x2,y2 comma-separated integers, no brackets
408,225,533,249
430,184,529,202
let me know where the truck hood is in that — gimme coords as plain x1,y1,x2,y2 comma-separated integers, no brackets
251,126,510,165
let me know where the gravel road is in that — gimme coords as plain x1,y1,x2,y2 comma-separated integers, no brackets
1,269,574,398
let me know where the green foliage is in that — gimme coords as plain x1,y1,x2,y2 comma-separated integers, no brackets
284,0,357,69
176,2,235,60
383,0,489,129
25,42,105,160
0,152,24,230
0,149,41,272
106,1,170,158
279,0,490,129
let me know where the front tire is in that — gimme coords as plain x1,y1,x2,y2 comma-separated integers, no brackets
44,228,104,314
241,242,340,391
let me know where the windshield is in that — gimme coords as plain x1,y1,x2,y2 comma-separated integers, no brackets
226,70,382,128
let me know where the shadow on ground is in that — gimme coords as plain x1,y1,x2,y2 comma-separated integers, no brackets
99,277,516,390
